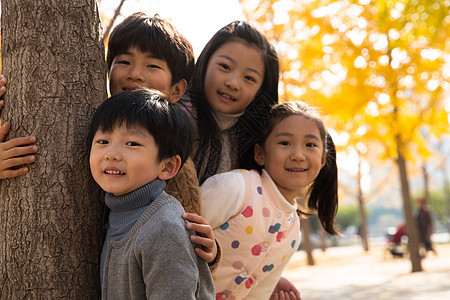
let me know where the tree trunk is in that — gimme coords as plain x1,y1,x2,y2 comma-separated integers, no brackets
438,140,450,233
422,163,429,201
442,163,450,233
300,218,315,266
319,226,326,252
357,156,369,252
396,137,422,272
0,0,107,298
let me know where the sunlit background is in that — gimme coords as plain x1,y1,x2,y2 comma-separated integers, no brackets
99,0,450,243
1,0,449,297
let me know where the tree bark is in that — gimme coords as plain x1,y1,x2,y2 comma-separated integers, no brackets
300,218,315,266
357,156,369,252
422,163,430,201
0,0,107,298
396,136,422,272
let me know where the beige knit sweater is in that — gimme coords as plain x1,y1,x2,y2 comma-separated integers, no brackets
165,157,222,272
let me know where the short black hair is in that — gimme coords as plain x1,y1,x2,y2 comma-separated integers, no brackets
106,12,195,85
87,88,194,164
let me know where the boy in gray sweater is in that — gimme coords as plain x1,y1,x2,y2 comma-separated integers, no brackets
87,88,215,299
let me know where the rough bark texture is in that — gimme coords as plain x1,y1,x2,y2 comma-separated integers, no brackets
396,138,422,273
0,0,107,298
300,218,315,266
357,158,369,252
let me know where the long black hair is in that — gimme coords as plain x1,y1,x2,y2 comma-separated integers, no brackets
257,101,339,235
186,21,279,184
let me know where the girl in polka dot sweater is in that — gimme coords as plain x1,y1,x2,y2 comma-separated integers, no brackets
201,101,339,299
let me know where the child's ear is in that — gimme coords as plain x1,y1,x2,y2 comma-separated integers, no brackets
158,155,182,180
254,144,265,167
168,79,187,104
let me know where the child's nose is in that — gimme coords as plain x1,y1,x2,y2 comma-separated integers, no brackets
225,76,239,91
291,146,306,161
105,147,121,161
128,65,145,81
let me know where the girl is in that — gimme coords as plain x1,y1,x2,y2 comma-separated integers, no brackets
200,101,339,299
181,20,279,185
181,20,301,298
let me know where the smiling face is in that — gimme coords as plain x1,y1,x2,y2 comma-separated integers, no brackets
89,123,167,196
203,40,265,114
255,115,326,203
109,46,182,100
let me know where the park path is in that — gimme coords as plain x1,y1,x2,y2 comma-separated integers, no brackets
282,243,450,300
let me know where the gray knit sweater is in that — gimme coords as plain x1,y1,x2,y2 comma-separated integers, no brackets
101,180,215,299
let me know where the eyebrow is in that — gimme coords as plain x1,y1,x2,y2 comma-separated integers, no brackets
218,54,263,78
275,132,321,141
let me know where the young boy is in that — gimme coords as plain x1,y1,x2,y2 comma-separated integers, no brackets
0,12,219,265
88,87,215,298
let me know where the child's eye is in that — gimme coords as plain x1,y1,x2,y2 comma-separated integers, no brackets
117,60,130,65
306,142,318,148
245,75,256,83
126,141,140,146
279,141,290,146
96,139,109,145
219,63,230,71
147,64,162,69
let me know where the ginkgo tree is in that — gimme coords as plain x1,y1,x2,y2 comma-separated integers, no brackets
240,0,450,272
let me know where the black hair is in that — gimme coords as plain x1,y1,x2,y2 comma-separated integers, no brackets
87,88,194,165
106,12,195,85
258,101,339,235
185,20,279,184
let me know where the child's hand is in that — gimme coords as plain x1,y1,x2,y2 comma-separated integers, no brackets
182,212,218,264
0,101,38,179
0,75,6,98
270,277,301,300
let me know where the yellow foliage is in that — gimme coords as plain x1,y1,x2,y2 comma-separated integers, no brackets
241,0,450,166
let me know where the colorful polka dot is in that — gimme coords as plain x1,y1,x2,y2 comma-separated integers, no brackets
262,264,274,272
245,277,254,289
234,276,245,285
291,240,296,248
262,207,270,217
251,244,262,256
245,226,253,234
220,222,229,230
242,206,253,218
231,240,240,249
216,290,235,300
281,255,286,261
268,223,281,234
274,223,281,231
257,186,262,194
232,261,243,270
276,231,285,242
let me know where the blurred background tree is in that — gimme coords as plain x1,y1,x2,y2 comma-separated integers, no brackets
240,0,449,272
